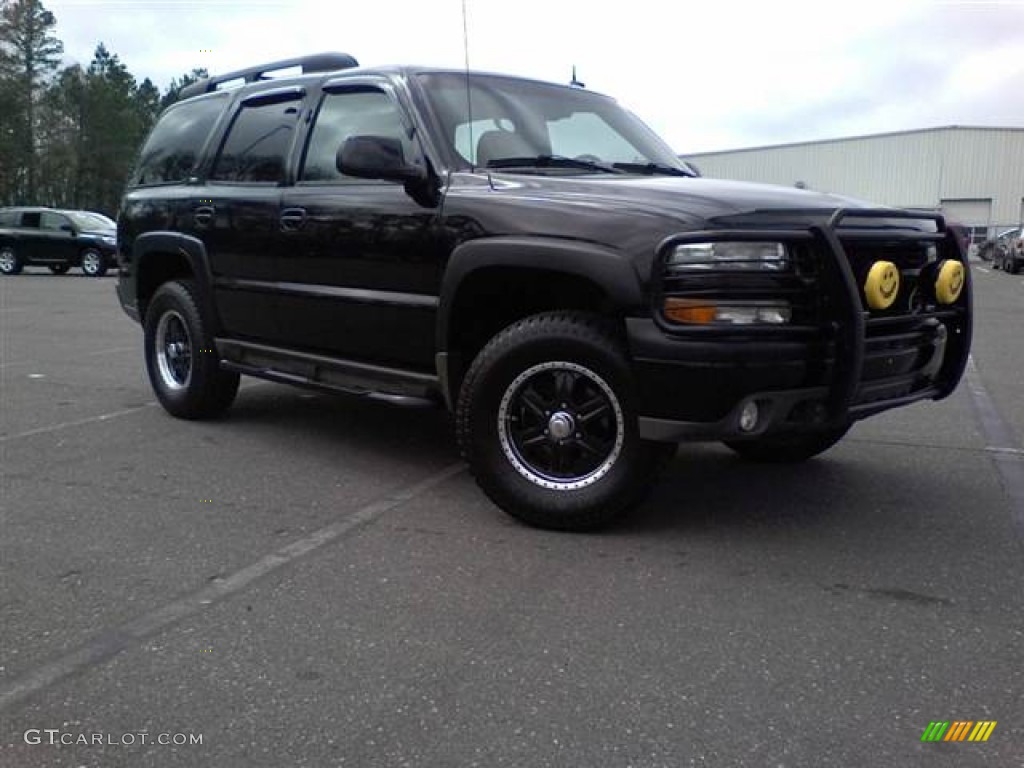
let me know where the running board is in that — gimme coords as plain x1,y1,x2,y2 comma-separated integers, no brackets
216,338,440,402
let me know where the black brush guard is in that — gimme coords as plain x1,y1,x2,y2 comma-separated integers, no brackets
642,208,972,440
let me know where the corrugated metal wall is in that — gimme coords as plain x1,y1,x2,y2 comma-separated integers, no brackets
689,127,1024,232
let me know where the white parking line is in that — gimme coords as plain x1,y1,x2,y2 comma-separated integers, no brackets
976,268,990,274
965,356,1024,539
0,403,157,443
0,345,138,370
0,461,466,712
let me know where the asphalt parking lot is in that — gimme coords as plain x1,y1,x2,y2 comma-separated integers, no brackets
1,266,1022,767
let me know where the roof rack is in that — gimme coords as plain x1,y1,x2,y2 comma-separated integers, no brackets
178,52,359,100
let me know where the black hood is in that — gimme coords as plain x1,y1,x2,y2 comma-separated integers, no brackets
485,173,871,221
443,172,891,263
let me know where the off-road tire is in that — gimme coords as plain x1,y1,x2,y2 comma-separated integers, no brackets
144,279,239,419
724,423,851,463
456,311,674,532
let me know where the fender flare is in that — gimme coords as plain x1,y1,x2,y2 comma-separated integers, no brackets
132,231,221,330
436,235,643,353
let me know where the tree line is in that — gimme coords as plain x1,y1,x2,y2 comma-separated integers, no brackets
0,0,206,215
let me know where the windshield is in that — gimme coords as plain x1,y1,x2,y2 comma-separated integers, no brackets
417,73,686,174
66,211,115,230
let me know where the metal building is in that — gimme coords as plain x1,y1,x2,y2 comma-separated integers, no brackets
687,126,1024,249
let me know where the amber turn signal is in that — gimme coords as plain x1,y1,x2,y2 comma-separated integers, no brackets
663,298,717,324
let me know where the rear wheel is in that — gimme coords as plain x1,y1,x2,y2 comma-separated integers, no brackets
457,311,673,531
144,279,239,419
0,245,22,275
724,424,851,463
49,264,70,275
80,249,107,277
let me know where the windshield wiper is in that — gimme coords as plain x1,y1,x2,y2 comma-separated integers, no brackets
612,162,695,177
486,155,625,174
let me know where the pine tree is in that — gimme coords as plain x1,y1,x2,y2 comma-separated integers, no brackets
160,67,208,111
0,0,63,203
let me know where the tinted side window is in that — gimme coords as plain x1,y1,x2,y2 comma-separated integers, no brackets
131,95,226,186
301,90,414,183
40,212,68,230
0,210,17,227
210,98,301,183
21,212,41,228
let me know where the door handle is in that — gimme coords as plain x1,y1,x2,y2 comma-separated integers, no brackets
193,206,214,227
280,208,307,232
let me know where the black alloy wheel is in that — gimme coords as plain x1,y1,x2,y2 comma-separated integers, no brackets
457,311,674,531
144,279,239,419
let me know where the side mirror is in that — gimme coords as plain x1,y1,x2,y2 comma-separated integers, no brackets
337,135,425,184
60,224,76,235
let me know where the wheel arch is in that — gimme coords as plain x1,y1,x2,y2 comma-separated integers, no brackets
133,232,219,329
437,236,643,407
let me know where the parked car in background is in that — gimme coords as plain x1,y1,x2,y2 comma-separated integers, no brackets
978,227,1019,264
995,229,1024,274
0,207,117,276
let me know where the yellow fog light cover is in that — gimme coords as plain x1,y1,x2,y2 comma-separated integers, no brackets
864,260,900,310
664,298,716,324
934,259,964,304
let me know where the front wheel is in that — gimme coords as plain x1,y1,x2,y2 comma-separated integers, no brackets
0,245,22,275
724,423,851,463
144,279,239,419
456,311,673,532
80,249,107,277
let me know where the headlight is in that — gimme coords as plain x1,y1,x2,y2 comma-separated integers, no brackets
667,241,789,271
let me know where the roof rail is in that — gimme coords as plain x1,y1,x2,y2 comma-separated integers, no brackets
177,52,359,100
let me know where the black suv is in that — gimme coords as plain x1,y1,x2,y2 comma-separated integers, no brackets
116,54,972,531
0,207,117,276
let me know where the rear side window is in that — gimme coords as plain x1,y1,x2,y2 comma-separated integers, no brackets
0,210,17,226
131,95,226,186
210,97,302,183
40,211,68,230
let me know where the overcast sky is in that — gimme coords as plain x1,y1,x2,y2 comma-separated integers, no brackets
45,0,1024,154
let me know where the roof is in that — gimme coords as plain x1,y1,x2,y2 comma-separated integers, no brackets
176,54,602,104
687,125,1024,157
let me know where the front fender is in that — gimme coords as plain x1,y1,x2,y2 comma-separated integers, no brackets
436,235,643,353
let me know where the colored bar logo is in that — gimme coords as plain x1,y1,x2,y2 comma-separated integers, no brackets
921,721,997,742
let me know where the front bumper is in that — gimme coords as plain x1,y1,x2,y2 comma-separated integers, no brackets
630,208,972,442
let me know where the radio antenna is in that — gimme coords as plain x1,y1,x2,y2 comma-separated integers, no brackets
462,0,475,169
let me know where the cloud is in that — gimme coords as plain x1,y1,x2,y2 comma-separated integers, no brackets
45,0,1024,152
